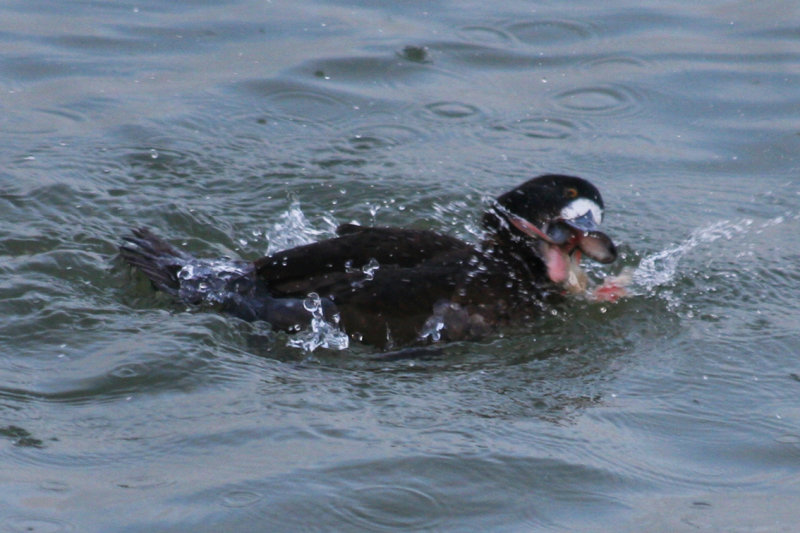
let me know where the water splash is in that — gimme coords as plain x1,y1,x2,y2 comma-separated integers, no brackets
177,258,250,305
287,293,349,352
631,219,755,292
344,257,380,280
344,257,381,290
265,200,338,255
419,316,445,343
431,199,485,242
361,258,380,280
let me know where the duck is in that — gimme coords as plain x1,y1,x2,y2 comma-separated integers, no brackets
120,174,618,348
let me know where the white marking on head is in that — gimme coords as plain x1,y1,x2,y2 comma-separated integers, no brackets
560,198,603,224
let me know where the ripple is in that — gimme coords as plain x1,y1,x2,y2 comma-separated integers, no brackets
549,84,643,117
74,415,111,430
268,90,353,123
421,101,482,122
120,145,208,180
504,116,580,140
108,362,148,379
49,34,152,55
5,517,74,533
220,488,263,508
579,54,650,72
342,123,425,151
506,19,596,46
34,106,88,126
456,25,514,45
238,79,360,126
476,116,585,152
329,484,445,530
38,480,70,492
116,474,173,490
4,103,99,137
3,109,65,136
776,434,800,445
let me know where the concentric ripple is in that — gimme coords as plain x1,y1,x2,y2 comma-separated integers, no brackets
5,516,74,533
548,83,644,117
476,115,585,152
267,89,354,124
343,123,425,151
328,484,446,530
504,116,580,140
578,54,650,72
220,488,263,508
314,122,424,167
456,25,514,46
421,101,483,122
238,79,362,126
506,19,596,46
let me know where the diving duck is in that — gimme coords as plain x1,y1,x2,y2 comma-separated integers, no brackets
120,174,618,348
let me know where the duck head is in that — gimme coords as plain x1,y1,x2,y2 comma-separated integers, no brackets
483,174,618,289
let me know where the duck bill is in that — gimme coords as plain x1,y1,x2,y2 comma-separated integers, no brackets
507,213,557,244
510,213,618,286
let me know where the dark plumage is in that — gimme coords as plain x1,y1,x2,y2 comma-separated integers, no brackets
119,174,618,348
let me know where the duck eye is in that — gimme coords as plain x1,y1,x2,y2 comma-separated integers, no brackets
564,187,578,199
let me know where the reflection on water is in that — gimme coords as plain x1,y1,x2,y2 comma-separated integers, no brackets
1,0,800,531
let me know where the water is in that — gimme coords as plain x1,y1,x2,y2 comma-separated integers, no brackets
2,0,800,530
286,293,349,352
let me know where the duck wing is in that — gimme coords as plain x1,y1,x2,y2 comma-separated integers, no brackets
253,224,472,293
252,225,480,345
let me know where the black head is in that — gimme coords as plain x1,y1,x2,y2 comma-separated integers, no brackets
483,174,617,287
494,174,604,228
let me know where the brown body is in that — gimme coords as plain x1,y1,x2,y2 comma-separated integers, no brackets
119,175,617,349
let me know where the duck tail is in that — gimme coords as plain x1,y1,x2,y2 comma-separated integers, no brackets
118,228,338,332
119,227,191,295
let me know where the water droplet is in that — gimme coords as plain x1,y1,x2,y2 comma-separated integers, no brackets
303,292,321,312
149,148,158,159
289,293,349,352
362,258,380,280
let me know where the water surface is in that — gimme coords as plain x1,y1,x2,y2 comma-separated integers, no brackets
2,0,800,531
